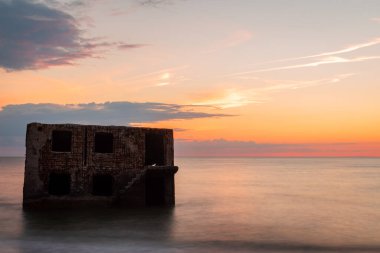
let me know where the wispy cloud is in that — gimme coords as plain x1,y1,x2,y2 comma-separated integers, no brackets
118,43,147,50
252,73,355,91
124,66,188,81
199,73,354,109
153,71,189,87
270,37,380,63
118,66,189,88
205,29,253,53
154,72,171,87
190,88,265,109
0,0,144,71
137,0,182,7
227,37,380,75
188,71,354,109
235,56,380,74
109,0,179,16
371,17,380,23
220,38,379,108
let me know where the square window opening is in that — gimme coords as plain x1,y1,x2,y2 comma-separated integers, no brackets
94,132,113,153
52,130,72,152
48,173,71,196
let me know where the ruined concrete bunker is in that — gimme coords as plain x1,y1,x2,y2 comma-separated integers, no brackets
23,123,178,208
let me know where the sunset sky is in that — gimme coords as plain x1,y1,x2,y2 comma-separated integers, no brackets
1,0,380,156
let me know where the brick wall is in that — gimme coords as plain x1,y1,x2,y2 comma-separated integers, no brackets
24,123,174,204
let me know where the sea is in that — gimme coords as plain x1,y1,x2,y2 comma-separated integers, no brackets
0,157,379,253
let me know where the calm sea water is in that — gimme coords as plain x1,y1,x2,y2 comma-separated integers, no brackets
0,157,380,253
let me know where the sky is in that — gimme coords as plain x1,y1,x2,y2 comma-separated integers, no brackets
1,0,380,157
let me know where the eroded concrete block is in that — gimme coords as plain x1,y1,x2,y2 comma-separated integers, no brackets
23,123,178,209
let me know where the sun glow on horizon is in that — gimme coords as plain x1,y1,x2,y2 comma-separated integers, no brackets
0,0,380,156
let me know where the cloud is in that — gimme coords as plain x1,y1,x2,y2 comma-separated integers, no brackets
271,37,380,63
119,66,189,88
118,43,147,50
256,73,355,91
191,89,257,109
205,29,253,53
0,101,229,135
152,71,189,87
237,73,354,89
192,73,354,109
228,37,380,75
0,101,231,156
175,139,380,157
231,56,380,74
0,0,143,71
137,0,174,7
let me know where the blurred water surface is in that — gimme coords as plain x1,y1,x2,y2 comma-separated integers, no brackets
0,157,380,253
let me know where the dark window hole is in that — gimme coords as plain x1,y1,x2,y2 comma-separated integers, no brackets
48,173,71,196
94,132,113,153
145,132,165,166
92,174,113,196
52,130,72,152
146,175,165,205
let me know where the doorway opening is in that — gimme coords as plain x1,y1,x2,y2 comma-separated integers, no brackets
145,132,164,165
92,174,113,196
145,174,165,205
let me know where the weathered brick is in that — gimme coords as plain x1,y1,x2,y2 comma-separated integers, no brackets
23,123,178,209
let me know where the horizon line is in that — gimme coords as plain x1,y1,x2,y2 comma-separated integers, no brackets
1,155,380,159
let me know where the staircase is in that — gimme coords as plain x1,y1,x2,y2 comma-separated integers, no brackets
119,169,147,194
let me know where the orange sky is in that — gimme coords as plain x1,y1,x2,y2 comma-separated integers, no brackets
0,0,380,156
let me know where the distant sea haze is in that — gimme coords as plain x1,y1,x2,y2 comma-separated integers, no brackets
1,157,380,252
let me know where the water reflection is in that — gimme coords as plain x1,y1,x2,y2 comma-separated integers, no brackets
20,207,174,253
1,157,380,253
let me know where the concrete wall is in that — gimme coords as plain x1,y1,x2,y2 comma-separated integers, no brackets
23,123,177,208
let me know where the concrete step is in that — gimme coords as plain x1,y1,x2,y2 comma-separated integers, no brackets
120,169,147,194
